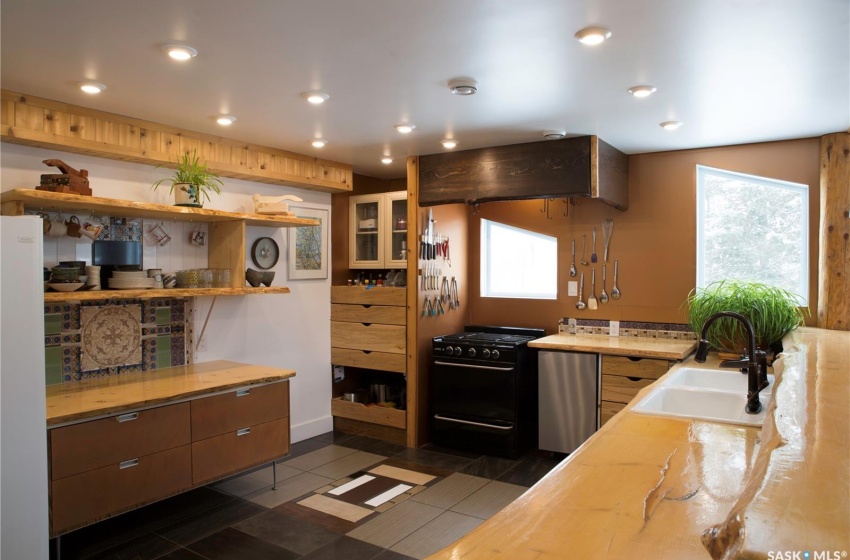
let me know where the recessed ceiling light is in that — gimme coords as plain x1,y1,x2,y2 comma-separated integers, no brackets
302,92,330,104
448,79,479,96
628,85,657,98
78,81,106,94
162,44,198,61
381,157,393,164
441,139,458,149
216,115,236,126
311,139,328,148
574,26,611,45
394,123,416,134
543,130,566,140
660,121,684,131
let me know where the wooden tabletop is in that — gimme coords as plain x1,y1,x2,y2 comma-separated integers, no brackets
529,333,697,360
428,327,849,559
46,360,295,427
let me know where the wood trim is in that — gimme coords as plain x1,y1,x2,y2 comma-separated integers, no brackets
330,322,406,354
599,400,625,426
331,398,406,429
330,285,406,306
406,156,420,448
817,132,850,330
330,348,407,373
600,375,655,404
209,220,246,288
331,303,407,325
600,355,670,380
1,90,352,193
334,416,407,445
43,286,290,303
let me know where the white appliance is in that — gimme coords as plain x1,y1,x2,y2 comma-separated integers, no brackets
1,215,49,559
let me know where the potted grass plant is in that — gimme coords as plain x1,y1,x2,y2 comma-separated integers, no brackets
151,150,223,207
686,279,808,356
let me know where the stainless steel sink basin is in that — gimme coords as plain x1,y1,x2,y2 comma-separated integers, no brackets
662,367,774,398
632,386,769,427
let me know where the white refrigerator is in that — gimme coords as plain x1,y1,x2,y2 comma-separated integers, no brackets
1,215,49,559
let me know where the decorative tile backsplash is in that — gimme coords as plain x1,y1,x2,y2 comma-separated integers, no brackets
559,318,697,340
44,298,188,385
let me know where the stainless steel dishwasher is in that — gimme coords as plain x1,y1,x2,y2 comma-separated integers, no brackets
538,351,599,453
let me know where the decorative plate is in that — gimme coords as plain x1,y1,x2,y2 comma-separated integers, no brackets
251,237,279,270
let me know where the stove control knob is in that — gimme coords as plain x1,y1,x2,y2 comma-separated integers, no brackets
441,346,450,356
468,347,476,358
491,350,500,360
481,348,491,358
454,347,462,356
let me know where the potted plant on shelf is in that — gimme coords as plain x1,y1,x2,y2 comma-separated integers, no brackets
151,150,223,208
685,279,808,357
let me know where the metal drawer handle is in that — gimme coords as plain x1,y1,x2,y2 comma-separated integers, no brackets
433,361,515,372
236,427,251,436
117,412,139,423
434,414,514,431
119,458,139,469
236,389,250,397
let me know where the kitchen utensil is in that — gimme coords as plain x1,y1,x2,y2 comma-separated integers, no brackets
611,259,621,300
570,239,577,277
600,264,609,304
588,269,598,310
576,272,586,310
65,215,81,238
602,218,614,261
591,227,598,263
580,234,588,266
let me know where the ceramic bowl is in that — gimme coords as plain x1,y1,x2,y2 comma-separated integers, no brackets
246,268,275,287
48,282,85,292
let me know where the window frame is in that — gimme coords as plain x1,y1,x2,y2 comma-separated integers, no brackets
480,218,558,300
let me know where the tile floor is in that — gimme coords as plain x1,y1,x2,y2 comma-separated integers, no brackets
53,431,564,560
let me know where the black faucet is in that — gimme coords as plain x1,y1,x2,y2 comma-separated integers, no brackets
694,311,769,414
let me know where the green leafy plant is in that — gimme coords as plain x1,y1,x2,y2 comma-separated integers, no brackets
685,279,808,353
151,150,223,204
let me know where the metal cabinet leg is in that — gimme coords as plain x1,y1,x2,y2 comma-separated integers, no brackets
272,460,278,491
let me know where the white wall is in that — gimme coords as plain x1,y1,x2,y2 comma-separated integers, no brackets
0,143,333,442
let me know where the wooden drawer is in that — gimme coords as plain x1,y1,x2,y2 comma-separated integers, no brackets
331,348,406,373
331,322,406,354
601,355,671,380
191,381,289,442
51,444,191,536
601,374,655,405
331,303,406,325
600,401,625,426
331,286,406,306
331,398,407,430
191,417,290,485
50,402,190,480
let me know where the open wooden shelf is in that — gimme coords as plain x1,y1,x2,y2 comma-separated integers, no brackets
43,286,291,303
331,398,406,430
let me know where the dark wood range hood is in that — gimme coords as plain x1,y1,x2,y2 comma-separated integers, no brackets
418,135,628,211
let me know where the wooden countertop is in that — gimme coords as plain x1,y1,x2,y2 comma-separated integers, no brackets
46,360,295,427
529,333,697,360
428,327,850,559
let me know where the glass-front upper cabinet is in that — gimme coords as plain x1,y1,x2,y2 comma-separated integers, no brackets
349,191,407,269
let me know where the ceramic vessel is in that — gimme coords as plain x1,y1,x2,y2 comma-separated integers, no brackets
174,183,202,207
246,268,275,287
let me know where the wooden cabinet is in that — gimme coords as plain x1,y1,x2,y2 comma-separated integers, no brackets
349,191,407,269
599,355,672,426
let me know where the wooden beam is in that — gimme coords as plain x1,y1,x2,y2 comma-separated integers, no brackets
817,132,850,330
1,90,352,193
406,156,420,448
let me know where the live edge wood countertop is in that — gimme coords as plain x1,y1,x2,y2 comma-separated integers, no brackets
428,327,850,559
45,360,296,427
528,333,697,360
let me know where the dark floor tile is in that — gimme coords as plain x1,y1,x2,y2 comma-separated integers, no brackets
335,434,385,451
362,440,409,457
459,455,520,480
156,548,208,560
300,536,383,560
419,442,483,460
372,549,417,560
390,448,477,473
312,431,356,446
495,454,563,487
273,501,361,534
154,496,266,547
232,507,339,556
81,532,180,560
186,527,298,560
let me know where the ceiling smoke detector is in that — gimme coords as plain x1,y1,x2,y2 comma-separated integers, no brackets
448,79,479,96
543,130,566,140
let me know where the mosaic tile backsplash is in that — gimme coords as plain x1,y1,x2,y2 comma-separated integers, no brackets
44,298,188,385
558,318,697,340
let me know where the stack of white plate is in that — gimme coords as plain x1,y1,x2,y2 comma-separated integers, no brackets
108,271,155,290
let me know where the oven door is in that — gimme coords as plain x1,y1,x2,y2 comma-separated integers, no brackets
432,359,517,424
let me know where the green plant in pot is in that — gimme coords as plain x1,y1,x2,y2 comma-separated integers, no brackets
151,150,223,208
686,279,808,356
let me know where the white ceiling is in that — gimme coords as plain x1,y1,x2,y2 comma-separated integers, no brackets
2,0,848,179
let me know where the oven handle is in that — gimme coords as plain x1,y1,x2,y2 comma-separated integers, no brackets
433,361,514,372
434,414,514,431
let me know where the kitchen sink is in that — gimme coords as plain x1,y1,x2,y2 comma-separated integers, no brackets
632,386,769,427
661,367,774,398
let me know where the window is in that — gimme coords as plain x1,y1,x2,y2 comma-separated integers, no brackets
481,219,557,299
696,165,808,303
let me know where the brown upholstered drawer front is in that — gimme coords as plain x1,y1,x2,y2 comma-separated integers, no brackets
601,355,671,380
50,402,190,480
191,417,290,485
51,444,192,536
331,348,406,373
600,374,655,405
331,322,406,354
600,401,626,426
331,303,406,325
191,381,289,442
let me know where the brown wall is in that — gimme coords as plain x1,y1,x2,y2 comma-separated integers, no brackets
468,138,822,333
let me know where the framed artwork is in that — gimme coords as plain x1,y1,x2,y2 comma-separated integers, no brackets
288,205,329,279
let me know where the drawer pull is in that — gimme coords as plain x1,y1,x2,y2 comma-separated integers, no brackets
119,458,139,469
117,412,139,423
236,427,251,437
236,389,250,397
